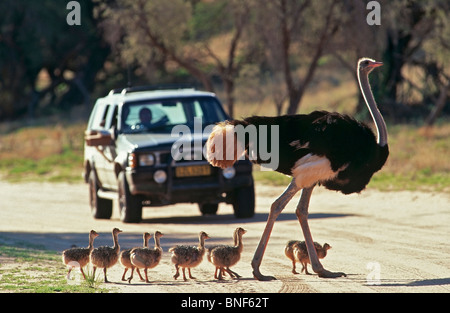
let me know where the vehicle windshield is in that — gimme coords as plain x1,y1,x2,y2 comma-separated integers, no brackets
120,97,227,134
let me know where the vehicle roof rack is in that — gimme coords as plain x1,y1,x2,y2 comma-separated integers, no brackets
108,84,197,96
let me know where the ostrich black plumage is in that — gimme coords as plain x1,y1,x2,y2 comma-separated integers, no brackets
206,58,389,280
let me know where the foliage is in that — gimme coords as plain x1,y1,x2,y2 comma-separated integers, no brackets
0,0,109,120
0,0,449,121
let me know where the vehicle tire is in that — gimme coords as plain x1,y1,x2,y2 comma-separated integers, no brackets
88,170,113,219
232,182,255,218
199,203,219,215
118,172,142,223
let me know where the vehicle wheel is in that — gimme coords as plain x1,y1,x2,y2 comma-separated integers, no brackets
88,170,113,219
118,172,142,223
232,182,255,218
199,203,219,215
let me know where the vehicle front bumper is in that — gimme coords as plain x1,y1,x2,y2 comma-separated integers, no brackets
125,161,253,205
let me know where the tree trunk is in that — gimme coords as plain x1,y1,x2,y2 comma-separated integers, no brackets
425,82,450,126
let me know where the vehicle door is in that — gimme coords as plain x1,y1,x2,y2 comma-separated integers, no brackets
92,103,116,189
103,105,119,188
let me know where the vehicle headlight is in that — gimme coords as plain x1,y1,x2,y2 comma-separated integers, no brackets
222,166,236,179
153,170,167,184
128,153,137,168
139,153,155,167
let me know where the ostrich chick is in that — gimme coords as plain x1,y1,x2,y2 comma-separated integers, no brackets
169,231,210,281
90,228,122,283
209,227,247,280
62,230,99,279
285,240,331,275
130,231,164,283
119,232,150,282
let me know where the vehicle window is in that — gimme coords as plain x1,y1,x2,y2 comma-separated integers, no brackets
121,97,227,134
110,105,118,129
90,104,110,130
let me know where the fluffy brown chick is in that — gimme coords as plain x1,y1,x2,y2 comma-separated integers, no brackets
209,227,247,280
119,232,150,282
90,227,122,283
169,231,210,281
130,231,164,283
285,240,331,275
62,230,99,279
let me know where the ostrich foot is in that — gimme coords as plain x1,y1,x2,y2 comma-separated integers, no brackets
317,269,347,278
253,269,277,281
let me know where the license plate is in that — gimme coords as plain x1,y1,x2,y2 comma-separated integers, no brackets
175,165,211,177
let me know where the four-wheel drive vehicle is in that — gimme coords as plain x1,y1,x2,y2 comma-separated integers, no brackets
83,86,255,223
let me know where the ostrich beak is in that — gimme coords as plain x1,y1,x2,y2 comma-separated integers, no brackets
369,61,383,68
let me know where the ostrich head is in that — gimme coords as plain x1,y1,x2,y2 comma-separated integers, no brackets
358,57,383,74
113,227,123,235
90,230,100,238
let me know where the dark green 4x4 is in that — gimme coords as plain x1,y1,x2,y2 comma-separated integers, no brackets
83,86,255,223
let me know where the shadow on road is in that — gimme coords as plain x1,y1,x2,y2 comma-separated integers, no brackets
141,212,356,225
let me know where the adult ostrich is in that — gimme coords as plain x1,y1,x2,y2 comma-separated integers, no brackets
206,58,389,280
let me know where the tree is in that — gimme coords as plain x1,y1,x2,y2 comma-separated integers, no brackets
98,0,250,117
332,0,450,122
0,0,110,120
252,0,341,115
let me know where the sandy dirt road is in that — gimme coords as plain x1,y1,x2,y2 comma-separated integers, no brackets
0,180,449,294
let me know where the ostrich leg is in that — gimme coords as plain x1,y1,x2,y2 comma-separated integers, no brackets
252,179,300,281
295,185,346,278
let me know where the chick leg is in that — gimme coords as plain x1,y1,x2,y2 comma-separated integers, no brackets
144,268,150,283
291,260,298,274
136,268,145,281
126,267,134,284
80,267,87,280
217,267,224,280
301,261,311,275
103,268,109,283
66,267,73,280
295,186,346,278
252,179,300,281
188,268,196,279
225,267,240,279
214,267,220,279
122,268,129,281
173,264,180,280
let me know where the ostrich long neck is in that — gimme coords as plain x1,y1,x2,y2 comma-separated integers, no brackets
198,236,206,252
236,233,244,254
358,69,388,147
113,232,120,252
88,234,95,251
154,236,162,251
143,235,150,248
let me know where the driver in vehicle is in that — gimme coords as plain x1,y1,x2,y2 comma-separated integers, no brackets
138,107,153,128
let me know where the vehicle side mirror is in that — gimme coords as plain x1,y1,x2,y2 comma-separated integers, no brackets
85,129,114,146
110,126,118,141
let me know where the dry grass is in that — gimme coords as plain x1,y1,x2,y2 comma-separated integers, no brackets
386,124,450,175
0,122,85,182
